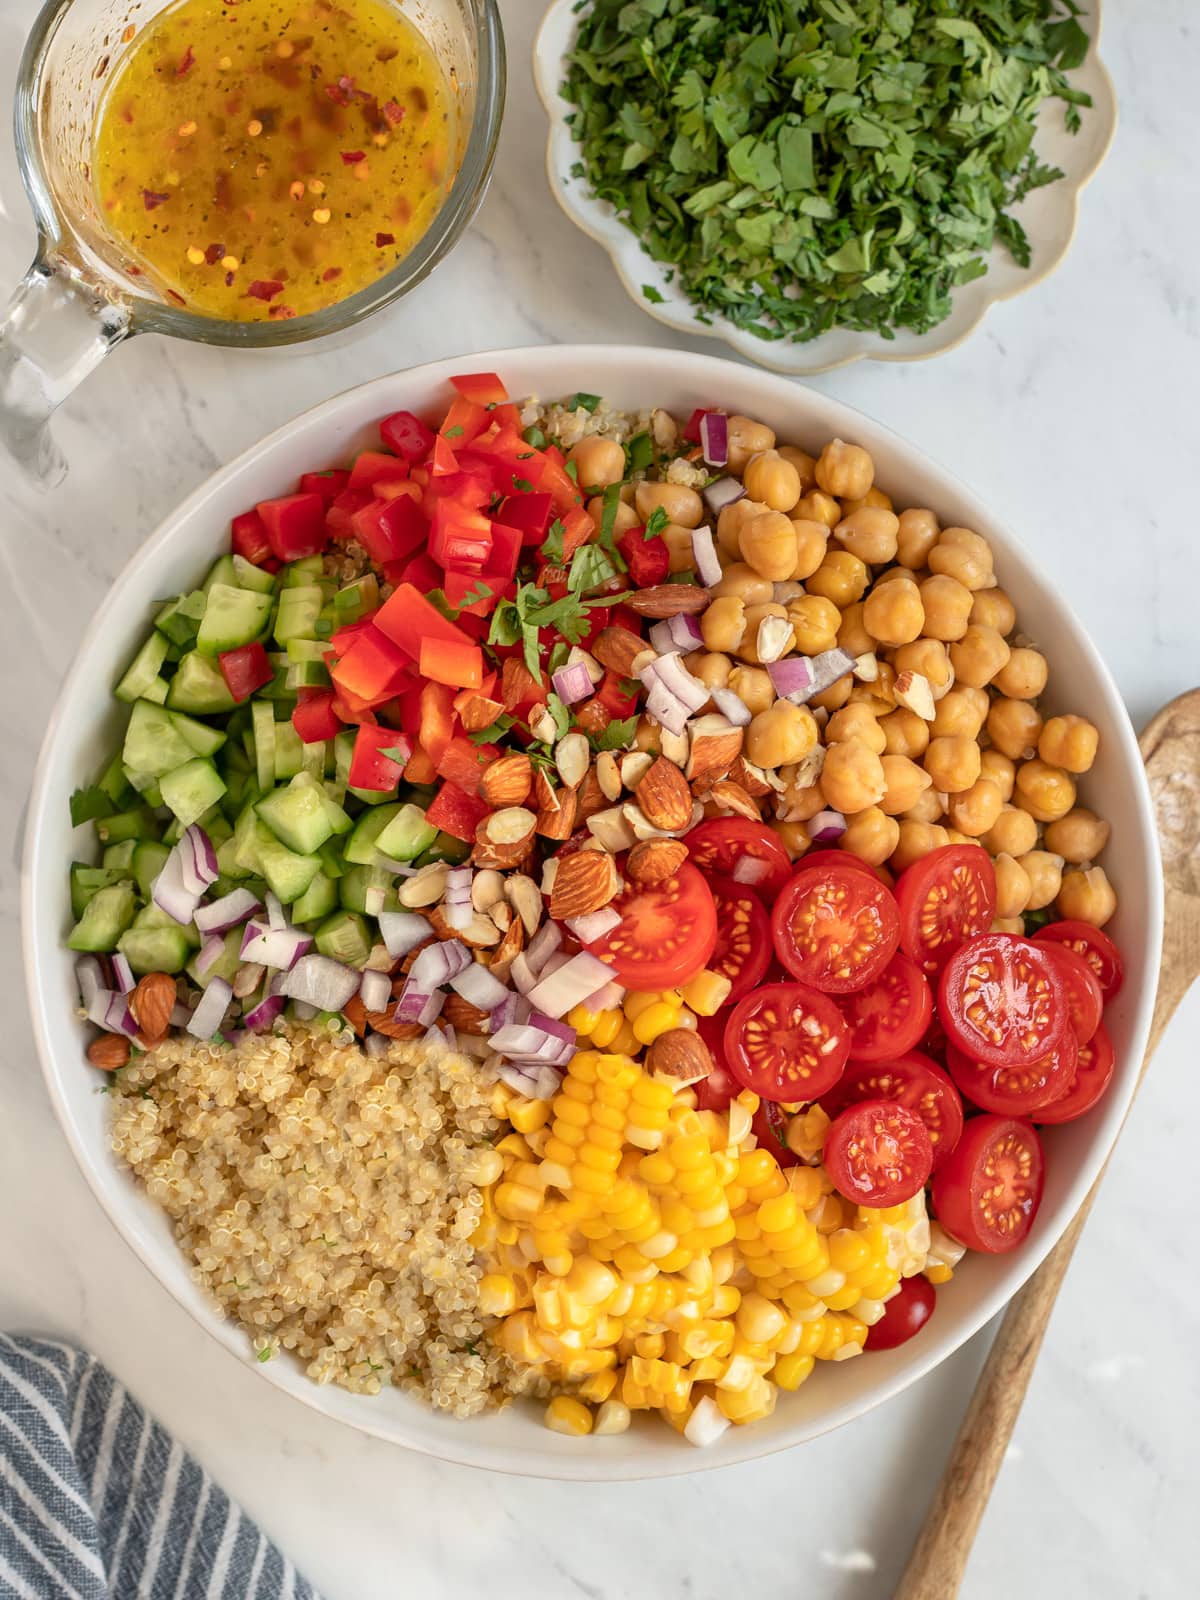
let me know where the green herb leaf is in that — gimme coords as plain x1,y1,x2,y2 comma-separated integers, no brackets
468,713,516,744
513,477,534,493
70,786,113,828
523,425,549,450
546,693,573,739
642,284,665,304
590,715,638,752
442,424,464,440
455,581,494,609
540,518,567,563
643,505,669,540
564,392,602,413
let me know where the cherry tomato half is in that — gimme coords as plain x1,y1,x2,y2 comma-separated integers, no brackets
693,1014,739,1112
706,876,773,1006
840,951,932,1062
939,933,1067,1071
771,863,900,994
822,1052,964,1170
725,982,850,1103
946,1031,1077,1117
824,1099,933,1206
1041,943,1103,1045
896,845,996,977
797,848,885,881
592,863,717,992
684,818,793,898
1035,1023,1116,1124
1035,920,1124,1000
866,1275,937,1351
932,1115,1044,1254
750,1098,801,1168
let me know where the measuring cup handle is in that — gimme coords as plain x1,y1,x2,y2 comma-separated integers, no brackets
0,259,131,487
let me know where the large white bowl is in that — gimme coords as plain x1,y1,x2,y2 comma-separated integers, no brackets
24,345,1161,1479
534,0,1117,376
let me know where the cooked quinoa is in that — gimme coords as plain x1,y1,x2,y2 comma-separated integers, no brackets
109,1025,533,1414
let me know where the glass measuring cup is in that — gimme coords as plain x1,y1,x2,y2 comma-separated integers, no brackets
1,0,505,485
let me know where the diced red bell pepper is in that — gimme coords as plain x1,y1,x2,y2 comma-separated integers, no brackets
454,673,495,715
618,526,670,588
425,779,490,842
560,505,595,559
540,449,583,516
217,641,274,703
485,522,521,585
292,688,342,743
380,409,436,463
442,569,495,616
681,408,716,444
593,670,640,720
435,734,495,796
424,471,492,512
330,626,411,703
231,508,274,568
449,372,509,406
413,680,456,763
429,501,493,573
328,615,377,655
348,724,411,791
331,693,378,725
431,436,459,478
351,495,428,566
396,553,443,594
419,636,483,690
611,603,643,637
403,743,437,784
537,563,570,599
257,492,327,561
498,491,553,545
490,402,522,432
374,583,473,656
325,487,372,540
299,468,351,504
348,451,404,493
440,395,488,448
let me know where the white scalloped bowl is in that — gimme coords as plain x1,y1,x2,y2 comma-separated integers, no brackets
534,1,1117,375
25,346,1159,1479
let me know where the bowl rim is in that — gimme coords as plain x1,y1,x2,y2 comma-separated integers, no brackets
531,0,1118,376
22,343,1163,1479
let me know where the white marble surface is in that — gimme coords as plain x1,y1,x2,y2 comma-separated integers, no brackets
2,2,1198,1596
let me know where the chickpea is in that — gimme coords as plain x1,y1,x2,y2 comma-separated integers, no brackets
771,819,814,858
1057,866,1117,928
946,778,1004,837
737,602,790,665
970,587,1016,635
635,479,704,530
928,527,995,591
746,701,818,768
993,647,1048,701
828,703,887,753
728,665,776,716
661,522,698,574
992,853,1033,920
1038,714,1100,774
587,494,639,536
950,624,1011,689
847,673,895,716
943,830,980,849
879,753,932,815
979,749,1016,802
1019,850,1065,911
924,735,982,795
991,917,1026,936
987,697,1043,760
835,506,900,566
839,486,894,517
711,562,774,606
891,819,951,872
983,804,1039,859
919,574,975,641
717,497,768,559
790,518,829,580
569,434,626,491
686,651,732,691
780,776,828,821
634,715,662,754
810,673,853,712
792,490,842,529
863,576,924,647
777,445,817,494
904,787,946,824
841,806,900,866
821,740,887,812
788,594,841,654
739,510,798,581
893,637,954,698
1043,808,1111,865
896,508,940,570
744,450,802,513
815,438,874,501
727,415,776,475
836,602,876,659
701,595,747,654
931,686,989,740
1014,758,1076,822
807,549,870,608
880,707,930,759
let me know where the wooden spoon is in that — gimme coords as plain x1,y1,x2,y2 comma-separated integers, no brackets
894,688,1200,1600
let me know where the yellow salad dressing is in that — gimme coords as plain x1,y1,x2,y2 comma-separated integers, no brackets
93,0,457,320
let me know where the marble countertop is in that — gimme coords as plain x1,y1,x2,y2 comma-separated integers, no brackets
3,2,1198,1596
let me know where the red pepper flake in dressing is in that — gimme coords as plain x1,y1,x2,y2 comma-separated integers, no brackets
322,267,343,282
142,190,171,210
383,100,405,126
341,151,366,164
247,279,285,301
176,45,195,77
268,304,297,319
375,232,395,247
204,242,225,265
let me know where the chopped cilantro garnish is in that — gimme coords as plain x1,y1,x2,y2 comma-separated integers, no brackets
513,477,534,493
69,786,113,827
591,715,638,752
516,451,535,460
565,392,602,413
468,713,516,744
442,424,464,440
625,432,654,474
456,581,494,609
643,505,669,540
523,425,548,449
564,459,579,484
642,285,665,304
257,1348,273,1363
546,693,573,739
540,518,567,563
568,541,620,595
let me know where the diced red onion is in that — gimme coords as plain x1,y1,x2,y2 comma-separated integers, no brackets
86,988,127,1034
152,849,200,926
527,1012,576,1047
585,979,626,1011
179,826,219,899
186,977,232,1040
808,809,847,843
109,953,134,995
359,968,392,1013
377,911,433,959
650,614,704,655
393,982,444,1026
702,476,745,517
565,906,622,945
732,855,770,886
240,921,313,970
75,956,105,1013
497,1063,543,1098
491,1021,574,1066
691,525,722,588
699,411,728,468
450,962,509,1012
648,620,676,654
551,661,595,706
526,950,613,1019
195,934,227,977
642,652,709,713
711,687,752,727
445,867,473,906
244,992,285,1032
509,953,538,995
376,858,420,876
232,962,266,999
281,955,361,1011
443,899,472,931
265,891,286,932
490,992,531,1032
291,999,319,1021
811,648,856,692
537,950,572,982
169,1003,192,1026
525,920,563,977
767,656,817,701
645,680,690,737
409,938,471,991
363,885,386,918
195,889,261,934
436,1023,457,1050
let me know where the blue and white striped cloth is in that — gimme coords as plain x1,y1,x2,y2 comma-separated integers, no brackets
0,1334,320,1599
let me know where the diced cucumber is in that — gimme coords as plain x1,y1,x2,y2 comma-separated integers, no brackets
251,702,276,791
285,660,330,690
375,804,437,863
273,585,323,644
102,839,137,870
123,766,160,798
215,832,248,880
415,831,473,867
319,785,352,836
155,590,207,648
133,840,170,901
314,910,372,967
96,754,134,811
257,773,337,855
144,677,170,705
187,927,244,988
249,820,321,904
332,573,379,623
317,839,345,880
171,710,226,758
232,803,265,875
206,811,234,847
285,638,329,663
114,631,170,703
70,864,130,921
301,740,326,780
197,584,273,656
281,556,326,587
232,554,278,594
95,808,160,846
132,902,201,950
273,721,304,779
117,921,192,975
291,869,339,924
167,650,236,715
202,554,239,594
339,865,400,917
67,881,137,952
124,700,202,776
159,758,227,828
343,802,403,866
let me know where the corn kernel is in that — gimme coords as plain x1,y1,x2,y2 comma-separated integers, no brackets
680,969,733,1015
545,1396,593,1436
594,1399,632,1435
716,1374,777,1423
632,1002,682,1045
578,1369,618,1403
590,1011,623,1048
478,1273,517,1316
772,1351,815,1391
494,1182,541,1223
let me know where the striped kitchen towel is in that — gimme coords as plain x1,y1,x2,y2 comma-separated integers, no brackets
0,1333,320,1599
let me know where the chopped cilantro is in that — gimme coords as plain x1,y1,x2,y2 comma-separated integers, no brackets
625,432,654,474
568,541,620,594
564,392,602,413
513,477,534,493
642,284,665,304
546,693,573,739
425,589,458,621
442,424,464,440
516,450,535,460
70,786,113,827
257,1347,273,1363
468,713,516,744
523,425,548,449
564,459,579,483
540,518,567,563
643,505,669,540
590,715,638,752
455,581,494,609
